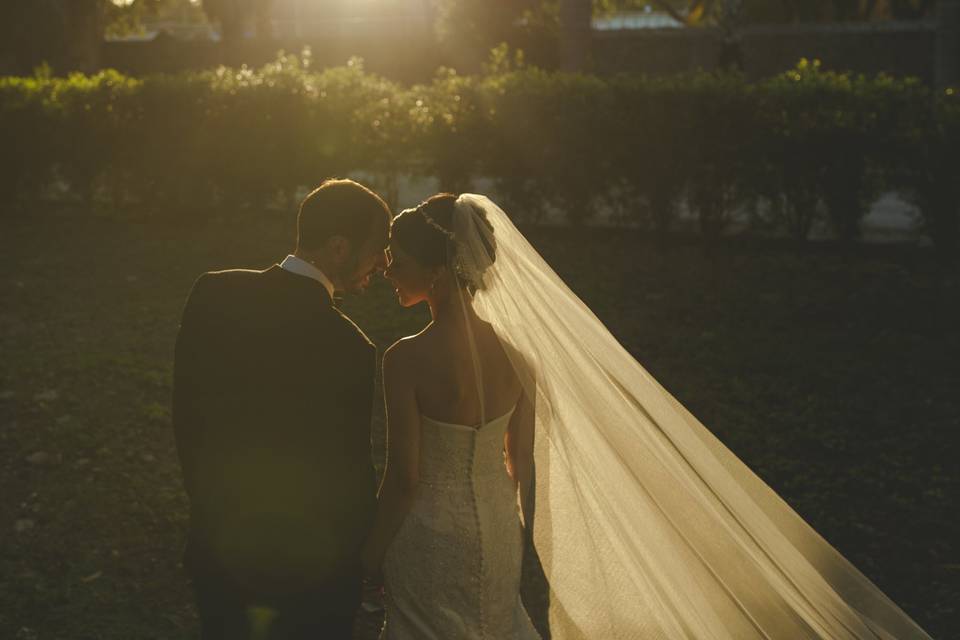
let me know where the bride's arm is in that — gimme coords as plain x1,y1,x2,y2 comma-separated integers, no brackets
360,340,421,579
506,384,536,532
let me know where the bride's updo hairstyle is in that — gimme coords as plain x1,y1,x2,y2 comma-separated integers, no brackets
391,193,496,294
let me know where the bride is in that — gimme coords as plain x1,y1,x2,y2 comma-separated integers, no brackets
359,193,932,639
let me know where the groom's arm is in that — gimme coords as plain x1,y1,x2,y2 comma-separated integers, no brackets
359,339,421,578
504,346,537,532
171,274,214,501
507,384,536,533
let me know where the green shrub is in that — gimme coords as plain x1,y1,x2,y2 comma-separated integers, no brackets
754,60,836,240
479,67,613,224
0,72,57,210
898,88,960,255
0,54,947,249
47,70,141,207
752,60,929,244
606,74,692,234
122,72,215,213
681,70,757,240
407,68,485,195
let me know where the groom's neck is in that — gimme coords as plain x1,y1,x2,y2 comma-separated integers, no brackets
293,249,341,290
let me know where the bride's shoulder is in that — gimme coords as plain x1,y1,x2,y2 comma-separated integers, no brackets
383,329,431,377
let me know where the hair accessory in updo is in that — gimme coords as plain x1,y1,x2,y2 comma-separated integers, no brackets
419,203,457,241
450,196,496,293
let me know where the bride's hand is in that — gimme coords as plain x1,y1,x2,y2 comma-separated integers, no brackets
360,545,384,584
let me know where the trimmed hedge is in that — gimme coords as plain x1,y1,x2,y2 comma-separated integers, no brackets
1,53,957,250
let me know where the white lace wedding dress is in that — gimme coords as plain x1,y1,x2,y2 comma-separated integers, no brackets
379,406,541,639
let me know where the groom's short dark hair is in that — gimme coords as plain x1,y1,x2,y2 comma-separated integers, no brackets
296,179,391,252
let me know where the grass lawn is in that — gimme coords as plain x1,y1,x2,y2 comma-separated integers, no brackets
0,205,957,639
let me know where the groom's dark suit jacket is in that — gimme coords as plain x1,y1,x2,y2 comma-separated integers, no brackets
172,264,377,605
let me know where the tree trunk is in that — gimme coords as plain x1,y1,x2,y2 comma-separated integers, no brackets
63,0,103,73
559,0,591,72
936,0,960,90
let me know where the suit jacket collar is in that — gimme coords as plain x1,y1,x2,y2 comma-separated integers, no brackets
279,254,336,300
268,264,336,308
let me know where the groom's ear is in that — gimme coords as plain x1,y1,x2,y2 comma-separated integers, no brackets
325,235,353,264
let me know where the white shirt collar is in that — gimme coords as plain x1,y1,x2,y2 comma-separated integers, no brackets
280,255,336,300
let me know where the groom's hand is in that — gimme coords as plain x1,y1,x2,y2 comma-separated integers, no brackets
359,575,385,615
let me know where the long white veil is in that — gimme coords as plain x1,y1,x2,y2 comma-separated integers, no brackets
448,194,931,640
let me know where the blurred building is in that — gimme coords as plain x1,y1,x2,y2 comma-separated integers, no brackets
592,10,683,31
592,16,938,83
105,22,219,43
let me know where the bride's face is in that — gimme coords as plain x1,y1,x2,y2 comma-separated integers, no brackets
384,241,438,307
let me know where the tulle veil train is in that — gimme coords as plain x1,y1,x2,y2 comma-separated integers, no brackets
446,193,931,640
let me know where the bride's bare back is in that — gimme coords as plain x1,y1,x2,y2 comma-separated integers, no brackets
402,317,523,426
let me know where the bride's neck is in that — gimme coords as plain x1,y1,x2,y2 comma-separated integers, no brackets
428,287,477,327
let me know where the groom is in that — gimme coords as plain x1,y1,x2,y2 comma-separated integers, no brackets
172,179,391,639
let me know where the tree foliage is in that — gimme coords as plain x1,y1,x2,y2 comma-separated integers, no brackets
104,0,209,38
0,1,67,74
0,0,105,73
200,0,273,42
427,0,570,69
